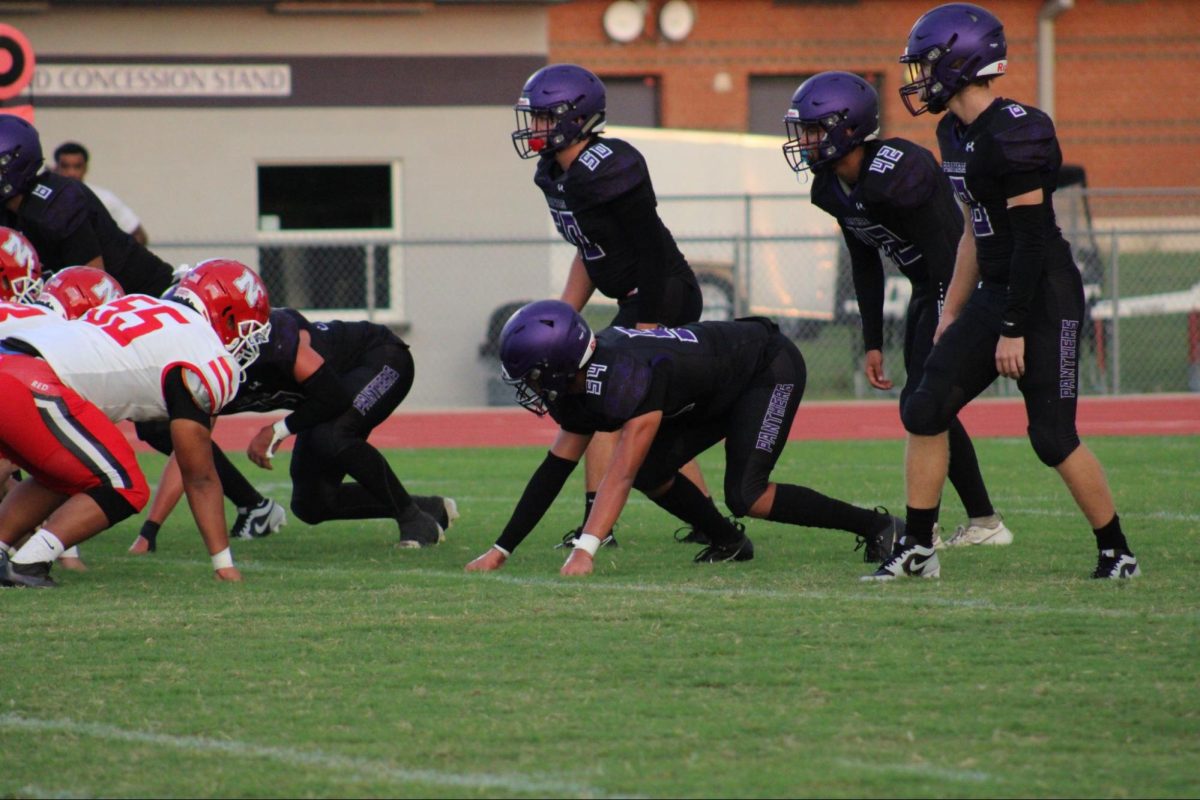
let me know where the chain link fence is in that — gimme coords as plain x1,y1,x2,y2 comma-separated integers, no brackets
153,188,1199,409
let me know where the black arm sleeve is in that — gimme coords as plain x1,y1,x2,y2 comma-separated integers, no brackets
845,230,887,352
282,362,354,433
609,188,668,324
162,366,211,427
1000,203,1049,338
494,451,579,553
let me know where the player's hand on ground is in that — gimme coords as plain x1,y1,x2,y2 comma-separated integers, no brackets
560,549,593,577
129,535,153,554
996,335,1026,379
247,425,276,469
214,566,243,582
864,349,893,390
465,547,507,572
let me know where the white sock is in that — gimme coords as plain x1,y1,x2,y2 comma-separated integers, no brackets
61,545,81,559
13,529,66,565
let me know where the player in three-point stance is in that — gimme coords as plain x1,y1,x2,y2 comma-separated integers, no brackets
465,300,903,576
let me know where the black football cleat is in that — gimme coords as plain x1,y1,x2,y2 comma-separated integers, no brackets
230,498,287,540
555,527,618,550
1092,549,1140,579
413,495,460,532
855,508,904,563
673,524,712,545
396,507,445,549
0,553,58,589
693,521,754,563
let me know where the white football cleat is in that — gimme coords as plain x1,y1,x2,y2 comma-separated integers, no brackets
862,541,940,581
942,518,1013,548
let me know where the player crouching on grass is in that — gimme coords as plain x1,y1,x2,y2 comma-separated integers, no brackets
0,259,271,587
465,300,903,576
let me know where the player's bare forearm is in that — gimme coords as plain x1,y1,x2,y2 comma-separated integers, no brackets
559,252,595,311
582,412,661,539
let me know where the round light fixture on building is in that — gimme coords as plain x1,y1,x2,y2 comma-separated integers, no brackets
658,0,695,42
602,0,646,44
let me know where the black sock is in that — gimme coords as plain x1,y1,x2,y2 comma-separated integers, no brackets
337,441,415,520
946,419,994,519
651,476,743,547
767,484,881,536
212,444,263,509
583,491,597,528
1093,514,1129,552
905,505,940,549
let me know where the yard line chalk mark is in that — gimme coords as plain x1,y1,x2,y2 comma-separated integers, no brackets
0,714,629,799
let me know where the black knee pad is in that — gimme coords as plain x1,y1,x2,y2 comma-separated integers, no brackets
1028,423,1080,467
900,389,949,436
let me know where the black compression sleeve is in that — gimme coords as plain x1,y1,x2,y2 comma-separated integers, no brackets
609,189,668,324
1001,203,1050,338
283,362,354,433
494,451,579,553
162,367,211,426
845,230,886,351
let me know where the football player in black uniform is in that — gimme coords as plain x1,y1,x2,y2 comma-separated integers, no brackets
868,2,1137,580
512,64,718,549
129,307,455,553
785,70,1012,551
464,300,902,575
0,116,173,297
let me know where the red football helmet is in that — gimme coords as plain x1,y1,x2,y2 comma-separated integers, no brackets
38,266,125,320
174,258,272,369
0,226,43,303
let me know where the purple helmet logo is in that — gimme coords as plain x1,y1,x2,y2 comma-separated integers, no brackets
0,115,44,203
899,2,1007,116
782,71,880,175
499,299,595,416
512,64,607,160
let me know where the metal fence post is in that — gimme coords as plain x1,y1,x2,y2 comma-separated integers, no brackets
365,244,377,323
1109,228,1120,394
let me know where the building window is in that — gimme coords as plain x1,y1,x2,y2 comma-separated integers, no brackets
601,75,661,128
256,163,403,322
748,72,882,136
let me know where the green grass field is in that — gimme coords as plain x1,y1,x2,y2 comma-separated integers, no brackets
2,436,1197,798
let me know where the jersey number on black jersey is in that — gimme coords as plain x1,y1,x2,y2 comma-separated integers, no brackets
946,175,995,238
550,209,606,261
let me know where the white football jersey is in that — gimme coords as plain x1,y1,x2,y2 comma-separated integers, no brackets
0,300,61,338
10,294,241,422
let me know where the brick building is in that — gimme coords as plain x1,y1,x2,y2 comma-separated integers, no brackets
549,0,1200,189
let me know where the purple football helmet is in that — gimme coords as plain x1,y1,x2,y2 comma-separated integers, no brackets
782,71,880,175
0,115,44,203
512,64,607,160
499,300,596,416
899,3,1007,116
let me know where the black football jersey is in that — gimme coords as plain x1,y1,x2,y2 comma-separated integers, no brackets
533,137,691,314
548,318,777,435
223,308,406,414
936,98,1072,286
3,173,173,297
810,137,962,351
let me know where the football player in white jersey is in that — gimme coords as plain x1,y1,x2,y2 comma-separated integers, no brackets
0,259,271,587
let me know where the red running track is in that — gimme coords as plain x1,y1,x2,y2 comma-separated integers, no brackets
120,394,1200,453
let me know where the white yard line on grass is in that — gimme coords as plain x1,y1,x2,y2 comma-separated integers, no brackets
833,758,995,785
0,714,630,799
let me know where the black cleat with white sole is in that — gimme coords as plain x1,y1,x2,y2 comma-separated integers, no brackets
1091,549,1140,579
0,553,58,588
231,498,287,540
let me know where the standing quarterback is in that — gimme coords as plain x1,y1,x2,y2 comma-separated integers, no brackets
868,2,1137,580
